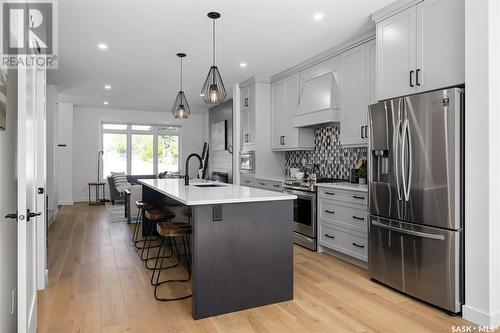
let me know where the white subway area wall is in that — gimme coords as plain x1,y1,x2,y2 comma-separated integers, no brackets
72,107,207,202
57,103,74,205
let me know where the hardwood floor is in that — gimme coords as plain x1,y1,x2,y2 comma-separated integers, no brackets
38,203,470,333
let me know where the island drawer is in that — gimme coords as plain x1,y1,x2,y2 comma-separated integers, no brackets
318,187,367,206
318,200,367,233
318,223,367,262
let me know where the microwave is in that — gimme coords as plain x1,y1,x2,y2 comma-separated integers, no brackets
240,151,255,174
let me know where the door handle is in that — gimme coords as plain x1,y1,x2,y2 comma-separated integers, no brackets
371,220,445,240
352,242,365,248
4,213,17,220
409,70,414,87
416,69,421,86
26,209,42,222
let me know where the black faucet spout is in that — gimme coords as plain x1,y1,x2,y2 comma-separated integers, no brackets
185,153,203,186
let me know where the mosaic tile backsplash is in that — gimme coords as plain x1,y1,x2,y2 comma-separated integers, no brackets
285,125,367,180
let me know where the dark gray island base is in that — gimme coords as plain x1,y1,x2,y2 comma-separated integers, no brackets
142,183,294,320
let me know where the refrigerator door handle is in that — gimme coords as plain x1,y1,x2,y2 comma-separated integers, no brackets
401,118,410,202
371,220,445,240
393,100,402,201
404,98,414,202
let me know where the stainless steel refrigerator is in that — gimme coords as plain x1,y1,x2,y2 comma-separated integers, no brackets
368,88,464,313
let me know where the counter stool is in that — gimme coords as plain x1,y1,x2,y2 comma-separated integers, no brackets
132,200,155,248
141,209,176,269
151,222,192,301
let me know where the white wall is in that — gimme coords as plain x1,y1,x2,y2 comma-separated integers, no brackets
463,0,500,327
0,68,18,333
73,107,207,202
45,85,58,222
56,103,74,205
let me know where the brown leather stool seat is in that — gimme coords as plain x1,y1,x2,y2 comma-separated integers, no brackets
145,209,176,221
151,222,192,302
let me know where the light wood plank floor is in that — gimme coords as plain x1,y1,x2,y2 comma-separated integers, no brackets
38,203,470,333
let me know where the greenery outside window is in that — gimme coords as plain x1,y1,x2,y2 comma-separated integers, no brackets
101,123,181,178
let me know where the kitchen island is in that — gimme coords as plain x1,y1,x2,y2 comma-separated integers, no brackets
139,178,296,320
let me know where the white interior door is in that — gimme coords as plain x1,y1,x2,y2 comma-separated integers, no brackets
17,64,39,333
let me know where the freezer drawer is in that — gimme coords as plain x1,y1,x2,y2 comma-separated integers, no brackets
368,216,462,313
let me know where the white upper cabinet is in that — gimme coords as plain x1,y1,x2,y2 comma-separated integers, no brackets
340,43,368,146
366,39,377,106
416,0,465,92
271,73,314,151
376,6,417,101
375,0,464,100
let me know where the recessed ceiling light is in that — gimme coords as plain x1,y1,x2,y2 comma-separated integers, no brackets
240,62,247,68
98,43,108,50
103,101,109,105
104,84,111,90
313,13,324,21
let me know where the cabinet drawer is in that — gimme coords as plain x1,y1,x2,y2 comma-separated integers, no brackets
318,200,367,233
319,223,367,262
318,187,367,206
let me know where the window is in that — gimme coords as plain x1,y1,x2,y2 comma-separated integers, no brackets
101,123,181,178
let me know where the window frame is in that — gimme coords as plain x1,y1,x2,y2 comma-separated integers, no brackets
100,121,182,179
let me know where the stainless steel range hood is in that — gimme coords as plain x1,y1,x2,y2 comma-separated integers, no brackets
293,71,340,127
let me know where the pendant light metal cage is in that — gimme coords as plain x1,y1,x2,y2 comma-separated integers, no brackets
172,53,191,119
201,12,227,105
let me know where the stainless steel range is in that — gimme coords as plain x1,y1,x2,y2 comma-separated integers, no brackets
283,178,345,251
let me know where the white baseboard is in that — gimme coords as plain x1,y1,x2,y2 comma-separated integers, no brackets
73,197,88,203
463,305,500,327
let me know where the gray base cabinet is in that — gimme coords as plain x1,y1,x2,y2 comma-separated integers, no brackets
317,186,368,262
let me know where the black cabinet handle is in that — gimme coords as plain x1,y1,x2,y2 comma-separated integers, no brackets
26,209,42,222
352,195,365,200
352,215,365,221
360,126,364,139
410,70,414,87
324,234,335,239
364,126,368,138
325,192,336,196
273,184,281,188
352,242,365,248
259,182,266,186
416,69,421,86
4,213,17,219
244,97,249,107
324,210,336,214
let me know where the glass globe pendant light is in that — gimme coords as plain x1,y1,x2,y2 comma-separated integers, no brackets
172,53,190,119
201,12,226,105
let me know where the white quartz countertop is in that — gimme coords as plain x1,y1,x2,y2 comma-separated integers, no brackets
315,182,368,193
139,178,296,206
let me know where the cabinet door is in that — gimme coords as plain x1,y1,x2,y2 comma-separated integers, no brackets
340,43,367,146
416,0,465,92
247,109,256,146
377,6,417,100
283,73,300,148
366,39,377,105
271,80,285,149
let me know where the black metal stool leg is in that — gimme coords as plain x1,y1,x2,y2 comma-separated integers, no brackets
153,236,192,302
132,207,142,244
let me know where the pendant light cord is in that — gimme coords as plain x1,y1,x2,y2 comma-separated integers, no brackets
212,18,216,66
180,56,183,91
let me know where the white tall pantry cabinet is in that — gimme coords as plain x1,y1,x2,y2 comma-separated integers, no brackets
375,0,464,101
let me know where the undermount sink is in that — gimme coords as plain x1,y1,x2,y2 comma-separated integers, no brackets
193,184,225,188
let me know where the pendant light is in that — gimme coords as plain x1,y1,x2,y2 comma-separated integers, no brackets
201,12,226,105
172,53,190,119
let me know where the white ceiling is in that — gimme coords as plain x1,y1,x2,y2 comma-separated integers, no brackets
48,0,394,113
